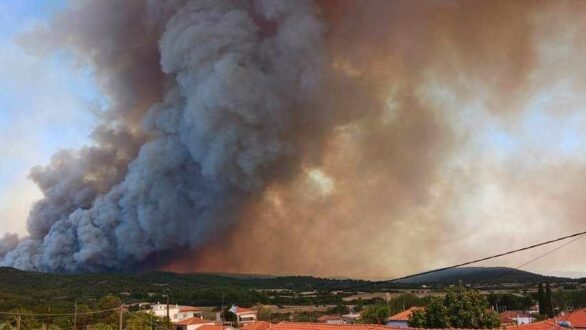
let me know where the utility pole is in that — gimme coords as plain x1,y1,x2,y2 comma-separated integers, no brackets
221,291,225,322
166,290,171,330
119,304,124,330
73,300,78,330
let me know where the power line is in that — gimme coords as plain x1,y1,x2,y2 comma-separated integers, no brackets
0,231,584,317
0,307,120,317
479,232,586,287
344,230,586,290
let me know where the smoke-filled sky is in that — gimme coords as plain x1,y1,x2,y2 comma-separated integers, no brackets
1,0,586,279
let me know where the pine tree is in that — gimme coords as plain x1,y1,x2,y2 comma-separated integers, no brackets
538,283,545,315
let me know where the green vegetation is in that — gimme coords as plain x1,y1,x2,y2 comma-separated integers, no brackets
358,294,432,325
360,304,390,324
408,286,500,329
538,282,546,314
487,293,534,312
0,266,584,328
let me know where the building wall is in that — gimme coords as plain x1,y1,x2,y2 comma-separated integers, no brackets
386,320,409,328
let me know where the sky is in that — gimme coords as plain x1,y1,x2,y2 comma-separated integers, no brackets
0,1,101,234
0,1,586,279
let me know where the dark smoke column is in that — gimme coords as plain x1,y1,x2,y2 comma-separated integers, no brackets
0,0,325,272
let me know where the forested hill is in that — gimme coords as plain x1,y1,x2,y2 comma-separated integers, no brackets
395,267,570,285
0,266,577,312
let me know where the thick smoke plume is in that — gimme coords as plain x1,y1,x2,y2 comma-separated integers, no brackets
1,0,326,272
2,0,586,277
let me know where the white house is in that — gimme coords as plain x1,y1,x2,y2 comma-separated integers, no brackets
500,311,536,325
148,303,204,322
229,305,258,325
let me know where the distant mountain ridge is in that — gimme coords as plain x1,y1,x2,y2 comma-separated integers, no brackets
394,266,571,284
0,266,580,311
0,266,575,289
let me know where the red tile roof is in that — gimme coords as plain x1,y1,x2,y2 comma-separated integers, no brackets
388,307,424,321
559,308,586,328
500,311,533,324
173,317,214,326
199,326,224,330
505,319,559,330
241,321,272,330
180,306,202,312
271,322,389,330
233,306,256,314
504,309,586,330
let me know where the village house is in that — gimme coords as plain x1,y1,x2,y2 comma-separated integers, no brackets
318,315,346,325
229,305,258,325
172,318,216,330
500,311,536,325
385,307,424,328
557,308,586,329
505,308,586,330
148,303,204,322
342,310,361,324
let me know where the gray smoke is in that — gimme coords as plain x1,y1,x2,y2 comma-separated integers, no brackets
1,0,325,272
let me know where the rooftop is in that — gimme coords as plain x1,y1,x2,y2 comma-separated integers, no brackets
199,325,225,330
500,311,534,324
241,321,272,330
559,308,586,328
173,317,214,326
270,322,390,330
231,306,256,314
388,307,424,322
179,306,202,312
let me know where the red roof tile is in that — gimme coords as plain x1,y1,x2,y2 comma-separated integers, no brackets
232,306,256,314
199,326,224,330
499,311,533,324
559,308,586,328
241,321,272,330
271,322,389,330
388,307,424,321
505,319,559,330
180,306,202,312
173,317,214,326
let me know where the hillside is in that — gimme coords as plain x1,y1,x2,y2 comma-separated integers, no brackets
0,266,577,313
395,267,569,285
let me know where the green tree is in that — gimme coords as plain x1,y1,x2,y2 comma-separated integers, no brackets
408,285,500,329
327,304,350,315
97,295,122,327
256,304,273,321
221,308,238,324
75,303,92,329
126,312,165,330
538,283,545,315
360,304,390,324
545,282,554,317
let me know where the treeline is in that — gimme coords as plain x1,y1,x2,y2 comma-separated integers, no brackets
0,295,167,330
